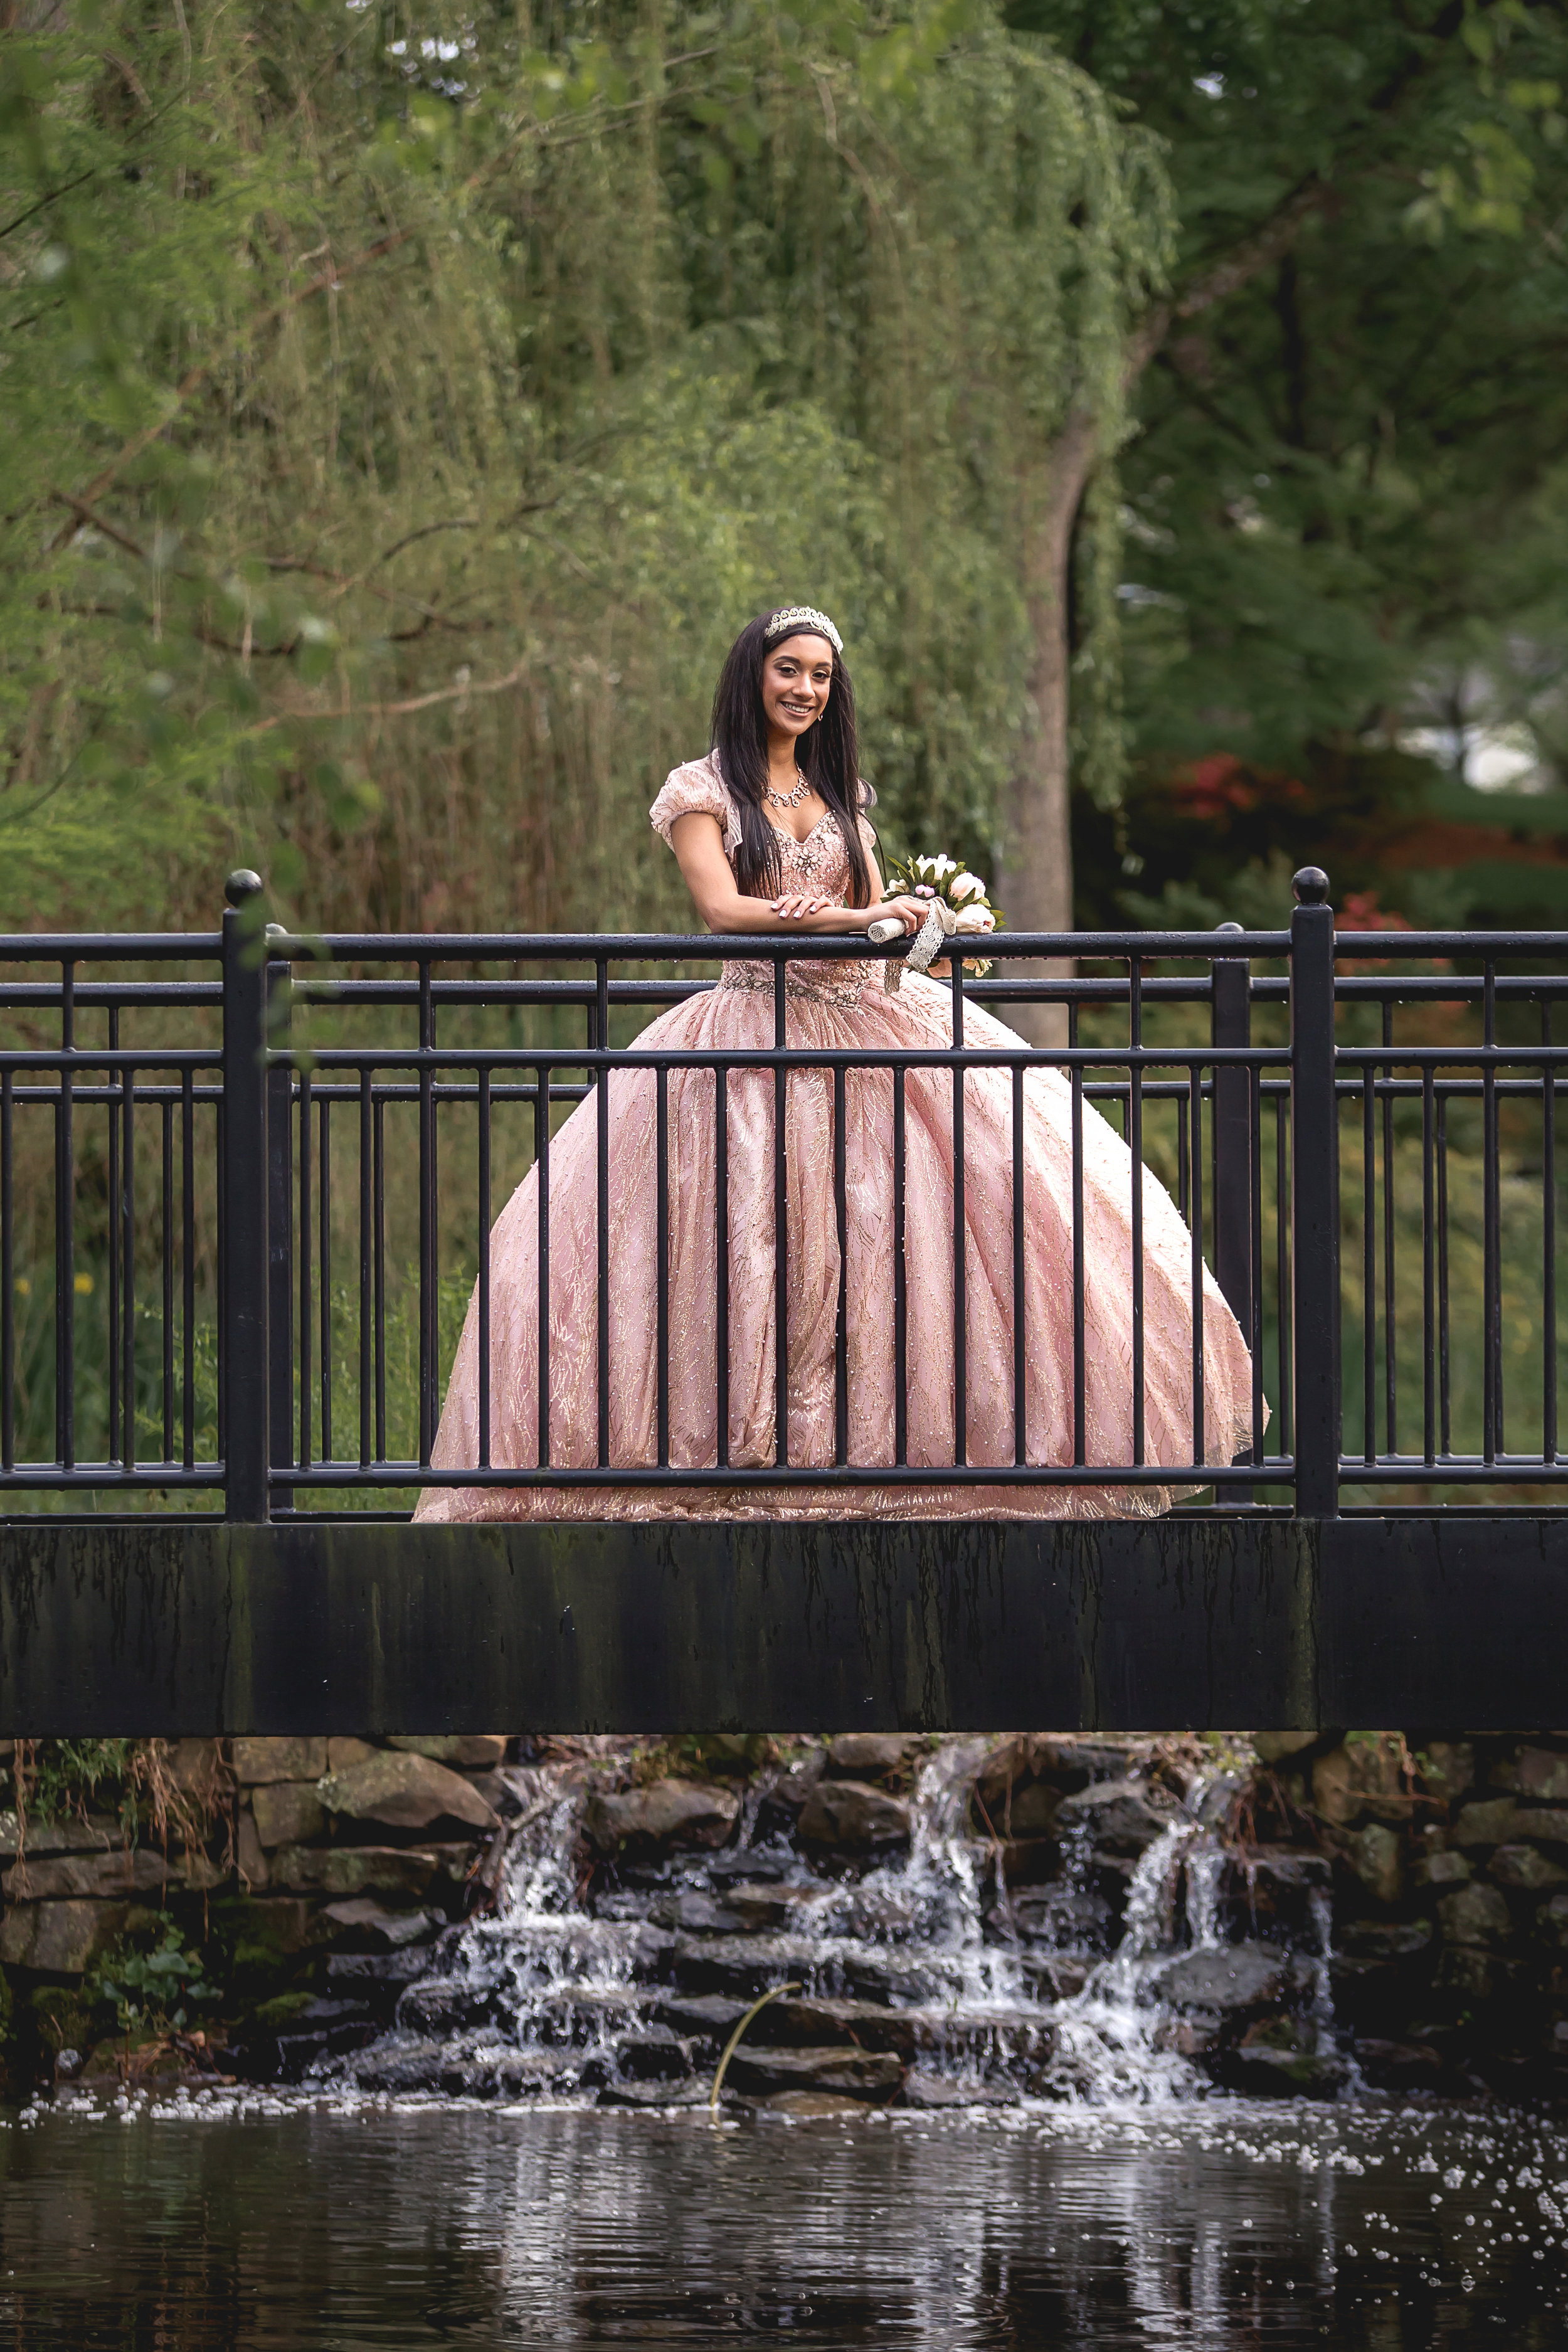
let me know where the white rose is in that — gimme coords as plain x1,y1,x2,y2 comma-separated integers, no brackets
929,853,957,877
953,903,996,933
950,871,985,904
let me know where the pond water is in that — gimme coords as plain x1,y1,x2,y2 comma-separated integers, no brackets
3,2094,1567,2348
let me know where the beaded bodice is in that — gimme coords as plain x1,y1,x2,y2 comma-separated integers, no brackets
649,756,876,1009
716,811,873,1008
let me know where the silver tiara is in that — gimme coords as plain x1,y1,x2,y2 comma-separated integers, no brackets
765,605,843,655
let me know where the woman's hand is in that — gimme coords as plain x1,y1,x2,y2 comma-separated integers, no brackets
771,891,835,921
869,893,928,938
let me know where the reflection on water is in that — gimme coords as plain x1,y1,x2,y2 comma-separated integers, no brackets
3,2094,1567,2348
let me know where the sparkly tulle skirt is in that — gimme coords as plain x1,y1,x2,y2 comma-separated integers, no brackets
413,966,1256,1523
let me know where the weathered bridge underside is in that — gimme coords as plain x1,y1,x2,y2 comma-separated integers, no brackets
0,1516,1555,1736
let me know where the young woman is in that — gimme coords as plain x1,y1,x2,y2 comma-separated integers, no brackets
415,606,1255,1522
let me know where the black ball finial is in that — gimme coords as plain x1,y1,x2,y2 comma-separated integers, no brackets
225,869,263,908
1292,866,1330,906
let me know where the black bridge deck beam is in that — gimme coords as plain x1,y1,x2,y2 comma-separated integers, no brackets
0,1517,1557,1735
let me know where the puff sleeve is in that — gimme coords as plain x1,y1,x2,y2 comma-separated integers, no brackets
650,756,742,856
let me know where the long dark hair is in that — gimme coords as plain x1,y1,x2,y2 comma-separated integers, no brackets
709,612,874,909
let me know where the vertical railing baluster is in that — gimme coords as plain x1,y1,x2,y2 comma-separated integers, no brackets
319,1096,332,1470
56,956,75,1472
120,1062,135,1473
894,1062,908,1469
181,1066,194,1472
1130,958,1145,1466
266,958,294,1510
108,1002,120,1465
298,1068,313,1476
715,1062,729,1471
536,1056,551,1469
1189,1057,1205,1470
951,954,967,1469
1495,964,1504,1458
1211,930,1254,1333
1212,930,1254,1499
1012,1059,1025,1468
478,1062,492,1471
1248,1062,1265,1470
221,871,269,1522
1422,1066,1436,1468
161,1096,174,1467
1382,1000,1397,1460
374,1086,387,1465
1545,999,1557,1467
1071,999,1084,1466
1289,867,1341,1517
359,1066,373,1471
596,958,610,1470
1177,1089,1189,1225
1362,1061,1376,1468
1438,1091,1452,1458
418,958,437,1468
657,1061,670,1470
774,956,788,1470
834,1061,848,1468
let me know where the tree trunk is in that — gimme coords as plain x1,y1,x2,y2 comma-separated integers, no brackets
993,183,1337,1042
997,410,1098,1045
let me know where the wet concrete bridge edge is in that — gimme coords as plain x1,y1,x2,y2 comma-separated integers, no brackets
0,1515,1556,1735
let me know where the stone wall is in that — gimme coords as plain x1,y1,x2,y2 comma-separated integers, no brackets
1251,1730,1568,2098
7,1727,1568,2100
0,1734,514,2087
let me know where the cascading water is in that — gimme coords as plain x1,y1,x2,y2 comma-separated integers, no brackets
1046,1815,1229,2101
329,1737,1348,2109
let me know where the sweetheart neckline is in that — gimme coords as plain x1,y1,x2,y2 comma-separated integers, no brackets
765,809,835,849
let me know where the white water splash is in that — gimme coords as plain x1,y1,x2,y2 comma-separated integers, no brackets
1044,1814,1225,2103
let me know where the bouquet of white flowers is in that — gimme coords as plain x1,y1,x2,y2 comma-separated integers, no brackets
881,851,1005,977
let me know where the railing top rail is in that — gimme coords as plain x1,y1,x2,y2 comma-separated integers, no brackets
0,919,1563,967
1332,929,1568,956
260,926,1294,964
0,933,224,963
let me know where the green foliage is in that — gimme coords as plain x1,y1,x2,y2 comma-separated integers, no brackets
1022,0,1568,832
15,1739,137,1831
28,1984,92,2062
1,0,1167,932
90,1918,219,2034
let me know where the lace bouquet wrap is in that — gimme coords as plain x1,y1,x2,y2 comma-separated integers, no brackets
870,854,1005,993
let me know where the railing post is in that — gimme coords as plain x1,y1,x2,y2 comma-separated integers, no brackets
1290,866,1340,1516
222,869,269,1523
1212,922,1253,1333
267,955,294,1513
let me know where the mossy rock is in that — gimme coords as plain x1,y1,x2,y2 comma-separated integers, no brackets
252,1990,318,2029
29,1984,96,2056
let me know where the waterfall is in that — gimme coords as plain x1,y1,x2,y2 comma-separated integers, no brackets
327,1739,1345,2109
1044,1817,1228,2102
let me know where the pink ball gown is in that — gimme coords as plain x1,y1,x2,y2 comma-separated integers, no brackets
414,754,1256,1523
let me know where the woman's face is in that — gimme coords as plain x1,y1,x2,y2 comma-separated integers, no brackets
760,634,835,744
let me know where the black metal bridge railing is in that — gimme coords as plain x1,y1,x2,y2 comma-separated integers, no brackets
2,862,1562,1525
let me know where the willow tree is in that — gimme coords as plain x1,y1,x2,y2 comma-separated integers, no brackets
644,3,1172,934
1,1,1168,938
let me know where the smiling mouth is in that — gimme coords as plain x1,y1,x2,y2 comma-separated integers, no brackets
782,702,814,719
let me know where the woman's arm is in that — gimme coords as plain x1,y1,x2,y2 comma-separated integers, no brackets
670,812,924,936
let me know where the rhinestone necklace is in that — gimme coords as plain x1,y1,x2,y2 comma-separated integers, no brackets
763,768,813,813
